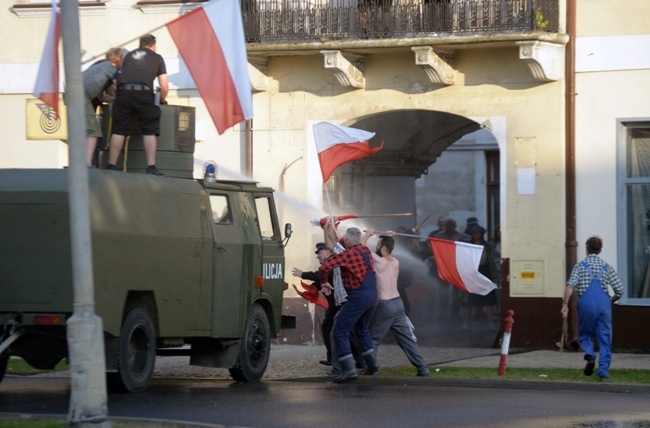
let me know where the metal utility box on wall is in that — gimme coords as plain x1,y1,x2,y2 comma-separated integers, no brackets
510,260,545,296
99,104,196,178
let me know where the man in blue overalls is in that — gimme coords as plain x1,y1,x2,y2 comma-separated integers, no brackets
561,236,624,379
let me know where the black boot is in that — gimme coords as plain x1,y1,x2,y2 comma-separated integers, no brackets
334,357,358,383
362,350,379,376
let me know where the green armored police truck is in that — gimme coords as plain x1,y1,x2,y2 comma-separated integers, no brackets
0,106,294,392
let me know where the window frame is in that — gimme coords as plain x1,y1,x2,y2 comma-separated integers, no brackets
617,118,650,306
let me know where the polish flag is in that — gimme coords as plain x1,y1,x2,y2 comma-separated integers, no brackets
313,122,383,182
428,238,497,295
32,0,61,118
167,0,252,134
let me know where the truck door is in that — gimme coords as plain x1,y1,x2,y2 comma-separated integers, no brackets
209,192,245,337
254,194,284,333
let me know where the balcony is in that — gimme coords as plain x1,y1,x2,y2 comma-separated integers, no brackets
242,0,560,44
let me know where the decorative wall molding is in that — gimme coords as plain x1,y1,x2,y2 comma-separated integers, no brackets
411,46,456,85
12,2,107,17
320,50,365,89
248,56,269,92
517,41,563,82
135,0,204,14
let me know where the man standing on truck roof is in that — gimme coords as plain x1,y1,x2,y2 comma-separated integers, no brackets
105,34,168,176
319,227,379,383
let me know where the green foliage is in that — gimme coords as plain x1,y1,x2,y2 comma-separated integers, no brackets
383,366,650,384
6,357,69,376
535,8,550,30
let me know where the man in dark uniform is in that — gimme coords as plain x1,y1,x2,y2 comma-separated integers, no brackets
106,34,168,175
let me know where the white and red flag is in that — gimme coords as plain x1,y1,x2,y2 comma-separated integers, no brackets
428,238,497,295
32,0,61,118
167,0,252,134
313,121,382,182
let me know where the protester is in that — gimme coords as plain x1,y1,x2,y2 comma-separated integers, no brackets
106,34,168,175
428,215,447,238
463,216,480,236
83,47,123,166
320,218,364,374
363,230,429,376
561,236,624,379
292,243,337,366
319,227,378,383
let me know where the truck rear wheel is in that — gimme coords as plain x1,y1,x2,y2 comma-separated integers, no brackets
229,304,270,382
107,307,156,393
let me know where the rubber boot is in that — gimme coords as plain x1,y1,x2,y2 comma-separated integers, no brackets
362,350,379,376
334,356,358,383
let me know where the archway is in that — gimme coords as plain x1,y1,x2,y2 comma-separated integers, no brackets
328,109,502,347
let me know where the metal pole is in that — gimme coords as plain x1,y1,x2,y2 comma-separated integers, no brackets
60,0,109,425
565,0,580,350
498,309,515,377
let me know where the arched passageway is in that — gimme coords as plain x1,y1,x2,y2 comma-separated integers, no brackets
327,109,502,347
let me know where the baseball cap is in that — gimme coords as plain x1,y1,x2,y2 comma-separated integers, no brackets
466,217,478,225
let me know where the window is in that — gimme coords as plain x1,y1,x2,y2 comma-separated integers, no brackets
210,194,232,225
619,122,650,303
485,150,500,241
255,196,275,240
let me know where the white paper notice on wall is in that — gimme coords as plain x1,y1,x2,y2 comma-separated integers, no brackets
517,168,536,195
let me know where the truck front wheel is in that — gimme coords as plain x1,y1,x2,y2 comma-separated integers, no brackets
107,307,156,393
229,304,270,382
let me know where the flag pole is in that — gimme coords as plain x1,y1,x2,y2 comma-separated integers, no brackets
323,183,340,239
370,230,424,239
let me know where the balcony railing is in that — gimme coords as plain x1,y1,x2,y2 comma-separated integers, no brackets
242,0,559,43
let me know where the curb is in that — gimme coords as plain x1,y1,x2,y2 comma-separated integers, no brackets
277,374,650,394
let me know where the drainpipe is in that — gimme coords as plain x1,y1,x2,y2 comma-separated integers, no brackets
246,119,253,177
565,0,579,349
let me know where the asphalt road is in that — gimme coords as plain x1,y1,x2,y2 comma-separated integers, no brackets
2,375,650,427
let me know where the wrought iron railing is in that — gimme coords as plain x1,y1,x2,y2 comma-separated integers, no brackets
242,0,559,43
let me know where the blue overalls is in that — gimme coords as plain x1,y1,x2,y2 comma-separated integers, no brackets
333,248,377,360
577,261,612,378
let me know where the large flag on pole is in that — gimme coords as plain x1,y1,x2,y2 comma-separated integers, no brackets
32,0,61,118
167,0,253,134
428,238,497,296
313,121,382,182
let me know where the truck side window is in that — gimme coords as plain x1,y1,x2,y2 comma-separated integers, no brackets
255,197,275,239
210,194,232,224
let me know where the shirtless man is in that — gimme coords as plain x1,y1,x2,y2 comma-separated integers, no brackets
363,229,430,377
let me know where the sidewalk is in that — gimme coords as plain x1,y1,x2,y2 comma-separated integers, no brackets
153,344,650,379
255,344,650,394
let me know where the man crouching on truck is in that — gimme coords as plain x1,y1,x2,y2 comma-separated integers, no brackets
319,227,379,383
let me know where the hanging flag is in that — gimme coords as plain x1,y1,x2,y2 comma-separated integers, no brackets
313,121,382,182
428,238,497,296
166,0,253,135
293,282,328,309
33,0,61,118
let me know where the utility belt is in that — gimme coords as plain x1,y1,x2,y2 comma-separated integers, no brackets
119,83,151,91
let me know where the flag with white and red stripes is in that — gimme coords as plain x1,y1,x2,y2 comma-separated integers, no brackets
167,0,253,134
428,238,497,295
32,0,61,118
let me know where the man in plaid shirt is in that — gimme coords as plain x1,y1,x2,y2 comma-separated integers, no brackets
320,227,378,383
561,236,624,379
